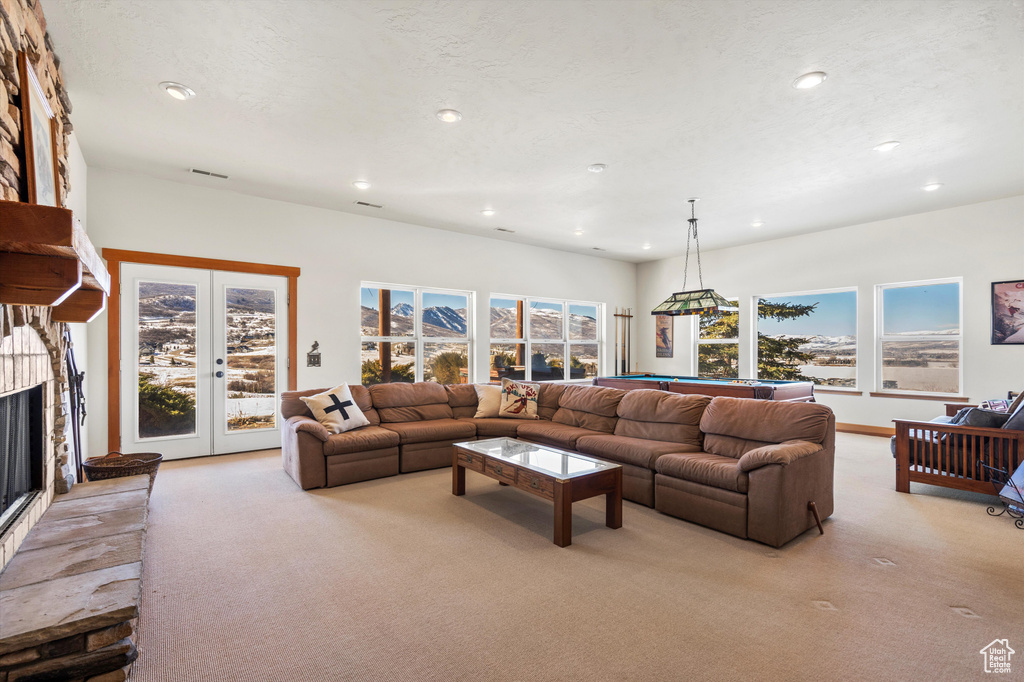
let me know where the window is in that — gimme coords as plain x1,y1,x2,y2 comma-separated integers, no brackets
489,297,600,382
360,284,472,385
756,289,857,388
876,279,961,394
697,298,738,378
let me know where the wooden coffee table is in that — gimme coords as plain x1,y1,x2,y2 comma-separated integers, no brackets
452,437,623,547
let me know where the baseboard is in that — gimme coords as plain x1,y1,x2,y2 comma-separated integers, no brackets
836,422,895,437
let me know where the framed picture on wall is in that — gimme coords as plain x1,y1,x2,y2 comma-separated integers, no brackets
655,314,673,357
992,279,1024,344
18,52,61,207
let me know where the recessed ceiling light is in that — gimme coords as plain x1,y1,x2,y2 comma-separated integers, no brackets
922,183,944,191
751,221,764,228
160,81,195,100
642,243,652,250
873,140,901,152
792,71,828,89
352,180,371,190
436,109,462,123
481,209,496,216
574,229,584,236
587,164,607,173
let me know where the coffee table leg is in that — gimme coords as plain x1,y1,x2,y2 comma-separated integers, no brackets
606,468,622,529
553,481,572,547
452,456,465,496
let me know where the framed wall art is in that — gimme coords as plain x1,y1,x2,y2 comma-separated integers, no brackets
992,279,1024,344
18,52,61,207
655,314,673,358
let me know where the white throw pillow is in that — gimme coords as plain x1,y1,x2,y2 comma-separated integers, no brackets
300,383,370,434
473,384,502,418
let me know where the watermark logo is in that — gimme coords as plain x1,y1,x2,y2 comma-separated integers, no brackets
980,639,1015,674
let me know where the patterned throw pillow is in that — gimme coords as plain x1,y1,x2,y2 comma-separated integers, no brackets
498,379,540,419
300,383,370,434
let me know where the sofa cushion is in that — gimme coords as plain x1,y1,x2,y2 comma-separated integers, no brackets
656,452,749,493
1002,400,1024,431
370,382,453,422
737,440,823,472
286,415,329,442
379,418,476,445
614,390,710,446
459,417,520,438
323,426,401,456
551,385,625,434
517,421,596,450
699,397,833,458
282,385,380,426
576,434,698,469
537,383,568,420
445,384,479,419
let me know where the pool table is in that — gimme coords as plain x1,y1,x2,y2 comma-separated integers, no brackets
593,375,815,402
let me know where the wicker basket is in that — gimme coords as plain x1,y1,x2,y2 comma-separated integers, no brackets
83,452,163,493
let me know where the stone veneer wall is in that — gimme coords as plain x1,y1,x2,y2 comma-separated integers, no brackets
1,0,75,571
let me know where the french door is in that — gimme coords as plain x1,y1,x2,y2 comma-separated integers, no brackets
119,263,289,459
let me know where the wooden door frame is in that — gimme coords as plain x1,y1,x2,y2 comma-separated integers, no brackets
103,249,300,453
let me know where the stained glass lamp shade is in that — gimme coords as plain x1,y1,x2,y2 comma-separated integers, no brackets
651,289,738,316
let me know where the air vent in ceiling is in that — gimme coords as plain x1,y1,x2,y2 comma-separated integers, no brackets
494,227,516,233
189,168,229,179
354,201,384,209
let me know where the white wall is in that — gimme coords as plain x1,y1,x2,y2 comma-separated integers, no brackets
64,133,89,459
638,195,1024,428
84,167,637,457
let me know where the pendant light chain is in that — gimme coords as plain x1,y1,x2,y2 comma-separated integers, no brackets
681,199,703,291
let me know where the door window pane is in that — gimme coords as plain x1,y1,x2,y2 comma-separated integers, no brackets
361,341,416,385
569,304,598,340
569,343,599,379
361,287,415,337
225,287,276,431
423,292,469,338
490,343,526,380
757,291,857,387
881,340,959,393
424,342,469,383
531,343,565,381
530,302,564,340
490,297,523,339
137,281,197,438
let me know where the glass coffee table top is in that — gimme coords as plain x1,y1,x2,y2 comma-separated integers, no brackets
456,437,619,480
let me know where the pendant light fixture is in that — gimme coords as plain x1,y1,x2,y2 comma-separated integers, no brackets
651,199,737,317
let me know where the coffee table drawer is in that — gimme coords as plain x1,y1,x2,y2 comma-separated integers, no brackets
516,470,554,500
486,458,517,484
456,449,485,472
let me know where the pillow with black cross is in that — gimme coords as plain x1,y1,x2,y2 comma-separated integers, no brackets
299,383,371,434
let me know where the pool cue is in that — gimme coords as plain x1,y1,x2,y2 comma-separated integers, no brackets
614,307,619,375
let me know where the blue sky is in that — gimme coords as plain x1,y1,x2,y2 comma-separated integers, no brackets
360,288,467,310
883,283,959,333
758,291,857,337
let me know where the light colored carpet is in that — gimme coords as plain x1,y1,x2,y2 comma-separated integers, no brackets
130,434,1023,681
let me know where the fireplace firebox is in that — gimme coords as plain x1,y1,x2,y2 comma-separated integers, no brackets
0,385,44,535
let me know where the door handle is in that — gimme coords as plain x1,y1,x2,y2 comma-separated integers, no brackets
215,371,224,378
216,358,224,365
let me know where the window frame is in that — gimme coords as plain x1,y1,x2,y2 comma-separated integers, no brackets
489,295,602,383
360,282,474,384
874,277,963,397
693,296,739,378
753,286,859,391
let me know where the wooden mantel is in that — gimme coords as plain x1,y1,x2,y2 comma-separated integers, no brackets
0,201,110,323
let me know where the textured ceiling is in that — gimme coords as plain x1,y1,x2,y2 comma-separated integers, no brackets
44,0,1024,262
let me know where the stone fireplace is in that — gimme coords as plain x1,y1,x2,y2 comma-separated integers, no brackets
0,304,71,570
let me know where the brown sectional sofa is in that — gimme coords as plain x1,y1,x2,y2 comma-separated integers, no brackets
281,381,836,547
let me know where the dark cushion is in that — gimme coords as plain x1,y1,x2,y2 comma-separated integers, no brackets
576,434,698,469
379,418,476,444
551,385,625,433
323,426,401,456
700,397,832,444
957,408,1011,429
370,382,453,422
445,384,479,419
459,417,520,438
656,452,749,493
537,384,568,420
614,390,710,446
1004,401,1024,431
516,421,596,450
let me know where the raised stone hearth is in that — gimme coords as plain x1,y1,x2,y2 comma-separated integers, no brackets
0,475,151,682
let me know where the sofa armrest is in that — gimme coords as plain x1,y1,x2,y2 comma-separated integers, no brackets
738,440,823,472
286,415,330,442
